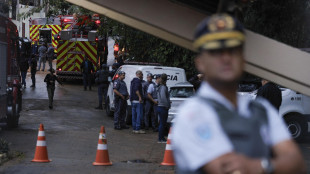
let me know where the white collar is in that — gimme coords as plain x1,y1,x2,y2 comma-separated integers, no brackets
197,82,237,111
197,81,252,117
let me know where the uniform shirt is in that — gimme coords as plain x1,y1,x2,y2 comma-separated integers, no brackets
113,78,129,96
171,82,291,171
47,47,54,58
147,82,158,101
142,81,154,100
38,45,47,57
30,58,37,72
44,74,62,88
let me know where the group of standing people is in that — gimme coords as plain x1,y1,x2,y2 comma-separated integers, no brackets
112,70,170,143
37,43,55,72
19,41,62,110
19,54,38,89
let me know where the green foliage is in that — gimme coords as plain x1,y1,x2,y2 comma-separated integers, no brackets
100,19,197,78
0,139,9,154
243,0,310,48
0,2,10,14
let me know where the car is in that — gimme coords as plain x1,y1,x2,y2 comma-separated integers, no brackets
238,85,310,141
168,82,195,124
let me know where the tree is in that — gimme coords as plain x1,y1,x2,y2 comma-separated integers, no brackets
243,0,310,48
98,18,197,78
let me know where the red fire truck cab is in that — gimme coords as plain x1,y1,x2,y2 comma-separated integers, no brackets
0,13,23,128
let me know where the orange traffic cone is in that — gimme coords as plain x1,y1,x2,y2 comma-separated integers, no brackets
161,128,175,166
32,124,51,162
93,126,112,166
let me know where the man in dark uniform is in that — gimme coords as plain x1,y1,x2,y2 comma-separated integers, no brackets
32,40,38,56
30,55,37,88
256,79,282,110
19,54,29,89
44,68,63,109
172,13,305,174
95,64,110,109
113,71,129,130
189,73,203,91
81,57,94,91
110,63,119,77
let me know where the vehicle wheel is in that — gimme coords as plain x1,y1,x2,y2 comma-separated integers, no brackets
7,103,19,128
105,97,113,117
285,115,307,142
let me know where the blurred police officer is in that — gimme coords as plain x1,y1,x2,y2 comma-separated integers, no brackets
44,68,63,109
95,64,110,109
256,79,282,111
172,13,305,174
113,71,129,130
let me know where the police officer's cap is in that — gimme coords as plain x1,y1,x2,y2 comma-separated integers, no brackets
193,13,245,51
154,74,161,79
147,73,153,77
101,64,108,69
118,71,125,75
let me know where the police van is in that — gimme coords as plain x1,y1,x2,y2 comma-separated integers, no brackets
106,64,187,124
238,87,310,141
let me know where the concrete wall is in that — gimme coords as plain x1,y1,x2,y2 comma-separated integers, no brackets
10,1,45,39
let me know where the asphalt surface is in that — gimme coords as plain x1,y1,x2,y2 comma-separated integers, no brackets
0,61,174,174
1,61,310,173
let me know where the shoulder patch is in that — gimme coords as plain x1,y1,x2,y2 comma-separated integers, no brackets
195,124,212,140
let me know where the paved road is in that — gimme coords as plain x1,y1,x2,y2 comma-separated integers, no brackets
0,62,174,174
1,61,310,173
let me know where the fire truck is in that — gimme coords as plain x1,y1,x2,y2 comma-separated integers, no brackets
0,13,23,128
30,14,103,80
29,16,73,54
55,15,103,80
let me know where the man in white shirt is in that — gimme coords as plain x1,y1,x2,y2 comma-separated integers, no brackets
172,13,305,174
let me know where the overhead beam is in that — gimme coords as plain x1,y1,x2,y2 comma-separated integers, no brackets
66,0,310,96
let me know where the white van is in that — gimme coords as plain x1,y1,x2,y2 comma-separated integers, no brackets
106,64,187,124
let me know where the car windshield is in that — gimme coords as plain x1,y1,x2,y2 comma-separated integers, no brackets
170,87,194,98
